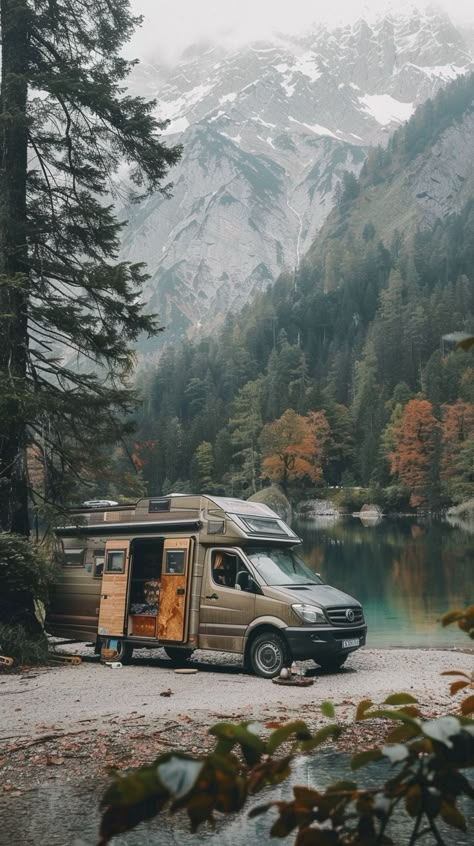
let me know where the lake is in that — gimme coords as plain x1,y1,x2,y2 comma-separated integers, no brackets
3,753,473,846
296,515,473,648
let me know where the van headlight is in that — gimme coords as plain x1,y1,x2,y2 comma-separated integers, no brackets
292,604,327,625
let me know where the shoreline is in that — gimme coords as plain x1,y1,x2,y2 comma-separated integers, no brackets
1,646,472,796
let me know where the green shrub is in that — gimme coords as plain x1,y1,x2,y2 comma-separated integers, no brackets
0,533,56,635
0,623,50,665
0,533,55,600
334,486,370,512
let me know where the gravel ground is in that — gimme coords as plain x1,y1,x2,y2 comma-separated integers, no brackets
1,645,473,796
1,645,472,736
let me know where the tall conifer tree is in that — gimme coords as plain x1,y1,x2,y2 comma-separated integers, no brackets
0,1,181,532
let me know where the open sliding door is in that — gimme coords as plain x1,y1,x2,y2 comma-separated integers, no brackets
158,538,193,642
98,540,130,638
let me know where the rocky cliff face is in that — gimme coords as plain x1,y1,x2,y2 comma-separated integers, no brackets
121,9,473,351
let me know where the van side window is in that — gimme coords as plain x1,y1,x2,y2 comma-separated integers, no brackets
63,548,85,567
105,550,125,573
212,551,250,589
93,551,105,578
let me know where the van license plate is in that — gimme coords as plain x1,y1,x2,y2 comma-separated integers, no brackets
342,638,359,648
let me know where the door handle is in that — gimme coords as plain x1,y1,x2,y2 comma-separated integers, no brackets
177,588,185,595
205,593,219,600
101,594,108,599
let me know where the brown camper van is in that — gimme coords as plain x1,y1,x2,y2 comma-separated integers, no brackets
46,495,367,677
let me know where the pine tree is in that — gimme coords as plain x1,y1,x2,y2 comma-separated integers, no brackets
228,379,263,497
0,1,181,532
191,441,214,493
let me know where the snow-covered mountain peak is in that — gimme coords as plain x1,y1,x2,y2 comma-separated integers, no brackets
122,9,474,354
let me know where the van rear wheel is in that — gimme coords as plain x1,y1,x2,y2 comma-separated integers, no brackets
98,639,133,664
249,631,288,678
164,647,194,666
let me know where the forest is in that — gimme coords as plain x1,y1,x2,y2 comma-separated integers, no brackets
121,73,474,512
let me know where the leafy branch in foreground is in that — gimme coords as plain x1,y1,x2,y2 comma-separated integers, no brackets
99,608,474,846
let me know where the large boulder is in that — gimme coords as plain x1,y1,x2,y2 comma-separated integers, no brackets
295,499,339,519
248,487,292,523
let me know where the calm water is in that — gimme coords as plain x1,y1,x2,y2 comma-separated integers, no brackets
2,753,472,845
296,516,474,648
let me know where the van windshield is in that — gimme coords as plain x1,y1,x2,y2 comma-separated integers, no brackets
246,547,324,587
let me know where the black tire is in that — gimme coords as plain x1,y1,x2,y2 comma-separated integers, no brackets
113,640,134,664
316,655,348,672
249,631,289,678
164,646,194,666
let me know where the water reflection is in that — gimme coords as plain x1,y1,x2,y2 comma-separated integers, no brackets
295,517,473,648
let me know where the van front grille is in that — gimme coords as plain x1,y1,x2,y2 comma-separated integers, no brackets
326,607,364,626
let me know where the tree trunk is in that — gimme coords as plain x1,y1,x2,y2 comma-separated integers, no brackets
0,0,30,534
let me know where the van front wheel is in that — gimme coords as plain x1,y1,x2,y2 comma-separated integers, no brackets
249,631,288,678
316,655,347,672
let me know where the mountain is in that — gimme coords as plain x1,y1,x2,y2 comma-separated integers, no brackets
305,70,474,281
130,70,474,504
121,8,473,351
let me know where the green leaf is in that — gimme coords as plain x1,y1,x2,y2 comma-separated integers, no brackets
320,701,336,719
351,749,383,770
157,756,203,799
369,709,420,727
209,722,265,765
301,724,343,750
266,721,311,754
101,764,163,809
383,693,418,706
385,723,420,744
356,699,373,720
382,744,409,764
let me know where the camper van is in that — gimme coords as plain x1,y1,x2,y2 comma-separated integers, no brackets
46,495,367,678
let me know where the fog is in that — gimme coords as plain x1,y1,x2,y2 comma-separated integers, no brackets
126,0,474,63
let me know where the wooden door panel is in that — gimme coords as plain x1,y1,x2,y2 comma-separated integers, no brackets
158,538,192,642
98,541,130,637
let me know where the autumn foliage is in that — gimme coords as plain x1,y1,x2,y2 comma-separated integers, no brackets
389,399,438,507
259,409,329,491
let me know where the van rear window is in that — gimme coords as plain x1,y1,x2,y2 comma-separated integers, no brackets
165,550,185,575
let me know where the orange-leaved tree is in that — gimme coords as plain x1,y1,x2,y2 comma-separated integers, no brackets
389,398,439,507
259,409,330,493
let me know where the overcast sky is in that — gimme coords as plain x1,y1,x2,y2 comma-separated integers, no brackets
127,0,474,63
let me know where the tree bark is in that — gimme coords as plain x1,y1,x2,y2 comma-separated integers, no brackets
0,0,30,534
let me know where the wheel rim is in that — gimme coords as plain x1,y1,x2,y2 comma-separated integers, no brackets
255,640,282,675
